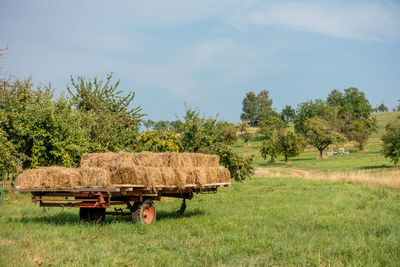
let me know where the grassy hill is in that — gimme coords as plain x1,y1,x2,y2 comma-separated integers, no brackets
371,111,400,138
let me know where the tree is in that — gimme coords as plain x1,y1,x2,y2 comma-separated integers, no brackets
153,120,170,133
240,90,273,126
278,130,303,164
260,134,280,163
67,73,143,118
0,129,20,180
327,89,344,107
240,92,258,126
304,118,346,158
382,117,400,165
294,99,332,135
175,106,254,181
143,120,155,130
350,117,377,151
326,88,375,144
393,100,400,112
0,78,90,168
260,129,303,164
341,87,372,120
239,131,252,145
67,73,144,152
217,121,238,146
281,105,296,122
258,114,287,139
136,130,182,152
376,102,388,113
237,120,249,134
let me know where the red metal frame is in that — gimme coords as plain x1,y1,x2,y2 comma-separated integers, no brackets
27,183,231,217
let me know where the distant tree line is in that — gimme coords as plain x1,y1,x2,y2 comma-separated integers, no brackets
240,88,394,162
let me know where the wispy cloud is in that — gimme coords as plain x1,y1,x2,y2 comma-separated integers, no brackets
232,1,400,41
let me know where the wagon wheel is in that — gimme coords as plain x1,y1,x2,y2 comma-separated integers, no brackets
131,199,156,225
88,208,106,222
79,207,89,221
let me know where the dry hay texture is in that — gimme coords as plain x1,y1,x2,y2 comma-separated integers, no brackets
15,152,230,190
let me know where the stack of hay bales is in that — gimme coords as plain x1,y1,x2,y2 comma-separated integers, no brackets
15,152,230,190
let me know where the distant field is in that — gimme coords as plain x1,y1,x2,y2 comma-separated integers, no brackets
371,111,400,138
1,178,400,266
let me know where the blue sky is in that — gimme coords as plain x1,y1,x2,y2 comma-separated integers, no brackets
1,0,399,122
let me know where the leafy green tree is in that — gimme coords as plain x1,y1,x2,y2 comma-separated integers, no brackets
176,107,254,181
376,102,388,113
0,78,90,168
217,121,238,146
327,88,375,145
215,147,254,182
67,73,144,152
350,117,377,151
67,73,143,117
136,130,182,152
382,117,400,165
258,114,287,139
395,100,400,112
281,105,296,122
153,120,170,133
239,131,252,145
143,119,155,130
260,134,280,163
294,99,332,135
0,129,20,179
304,118,346,158
240,91,258,126
278,130,303,164
327,89,344,107
237,120,249,134
240,90,273,126
260,129,303,164
341,88,373,119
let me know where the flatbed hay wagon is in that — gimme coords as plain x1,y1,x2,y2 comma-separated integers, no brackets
17,182,231,224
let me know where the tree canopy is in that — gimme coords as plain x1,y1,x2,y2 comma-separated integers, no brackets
240,90,274,126
303,117,346,158
382,116,400,165
294,99,332,135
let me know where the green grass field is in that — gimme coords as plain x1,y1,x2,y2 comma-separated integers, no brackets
1,177,400,266
1,111,399,266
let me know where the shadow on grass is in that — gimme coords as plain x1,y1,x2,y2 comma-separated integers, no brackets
358,164,395,170
252,135,265,142
15,208,205,225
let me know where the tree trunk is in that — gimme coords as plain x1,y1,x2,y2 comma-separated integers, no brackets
319,149,323,158
285,156,288,164
358,142,364,151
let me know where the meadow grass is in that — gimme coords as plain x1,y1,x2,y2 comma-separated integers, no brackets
1,177,400,266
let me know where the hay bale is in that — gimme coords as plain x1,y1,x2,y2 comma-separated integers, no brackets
110,166,230,188
15,152,230,190
80,152,220,169
79,167,112,187
14,167,81,189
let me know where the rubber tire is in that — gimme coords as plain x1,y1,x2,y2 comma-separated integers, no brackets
88,208,106,222
131,199,156,224
79,208,89,221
